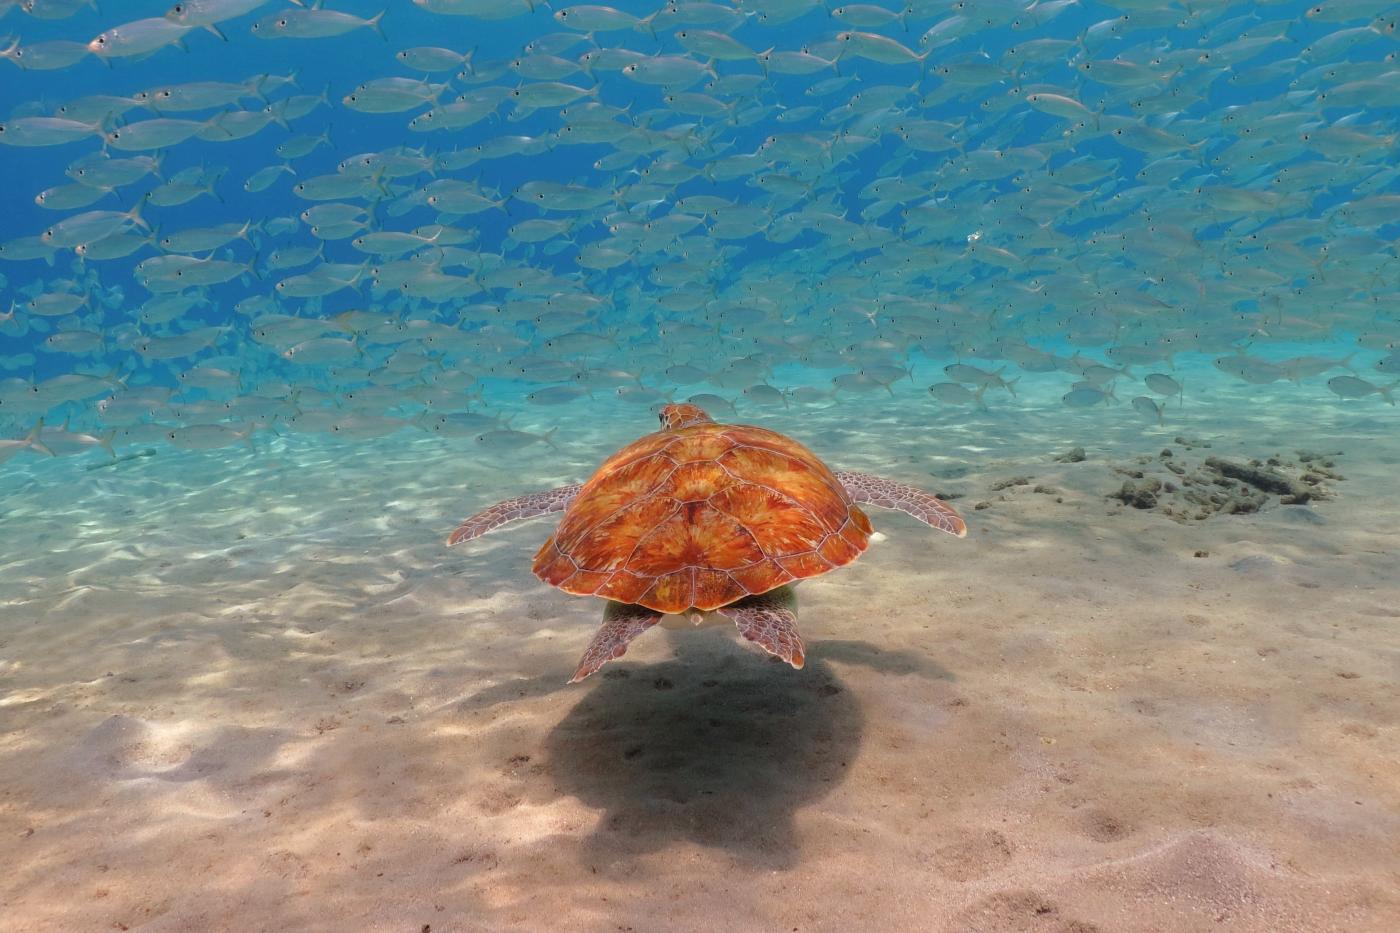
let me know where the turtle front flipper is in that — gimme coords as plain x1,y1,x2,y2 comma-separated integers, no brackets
835,470,968,538
571,601,663,683
718,585,805,670
446,483,583,546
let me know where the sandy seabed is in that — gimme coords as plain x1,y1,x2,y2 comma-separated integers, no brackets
1,377,1398,932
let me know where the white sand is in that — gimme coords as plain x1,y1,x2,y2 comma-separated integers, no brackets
2,377,1398,932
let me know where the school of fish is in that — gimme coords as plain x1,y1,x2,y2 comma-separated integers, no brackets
1,0,1398,463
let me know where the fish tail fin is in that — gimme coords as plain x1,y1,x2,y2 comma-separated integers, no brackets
541,427,559,450
99,431,116,459
1004,376,1020,398
23,418,48,453
973,384,989,411
126,199,148,231
1384,382,1399,406
27,419,54,457
368,10,386,41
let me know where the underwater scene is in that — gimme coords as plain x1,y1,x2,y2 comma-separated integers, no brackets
2,0,1399,929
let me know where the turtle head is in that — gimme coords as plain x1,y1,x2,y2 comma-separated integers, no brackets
658,403,713,432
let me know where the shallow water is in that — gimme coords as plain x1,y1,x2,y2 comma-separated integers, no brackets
3,0,1400,930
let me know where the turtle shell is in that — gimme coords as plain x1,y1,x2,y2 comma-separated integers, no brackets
531,420,873,614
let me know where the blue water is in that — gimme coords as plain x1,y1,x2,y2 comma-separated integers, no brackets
2,0,1398,440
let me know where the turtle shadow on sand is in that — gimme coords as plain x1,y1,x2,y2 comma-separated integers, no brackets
538,647,864,872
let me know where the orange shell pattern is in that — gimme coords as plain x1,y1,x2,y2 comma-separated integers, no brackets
532,422,873,614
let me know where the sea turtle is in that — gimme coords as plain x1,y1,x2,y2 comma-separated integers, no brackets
448,402,966,682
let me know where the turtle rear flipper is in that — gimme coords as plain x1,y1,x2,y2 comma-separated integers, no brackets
571,601,662,683
718,585,804,670
446,482,582,546
836,470,967,538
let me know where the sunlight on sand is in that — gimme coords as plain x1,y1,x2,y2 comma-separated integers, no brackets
1,369,1398,931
